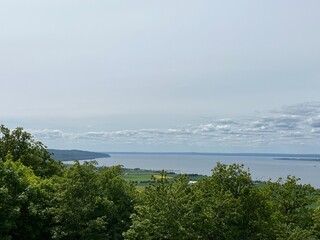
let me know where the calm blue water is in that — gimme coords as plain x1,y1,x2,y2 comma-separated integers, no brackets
76,153,320,188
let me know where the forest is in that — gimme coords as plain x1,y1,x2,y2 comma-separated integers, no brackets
1,125,320,240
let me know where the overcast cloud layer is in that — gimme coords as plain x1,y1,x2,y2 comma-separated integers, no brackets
1,1,320,153
27,102,320,153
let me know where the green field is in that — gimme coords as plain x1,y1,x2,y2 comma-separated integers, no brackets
121,169,320,207
122,168,206,189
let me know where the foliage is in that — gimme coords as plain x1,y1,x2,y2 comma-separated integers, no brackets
124,163,319,240
124,163,275,240
51,161,135,240
0,125,63,177
191,163,275,240
265,175,316,237
276,225,317,240
0,154,55,240
124,176,195,239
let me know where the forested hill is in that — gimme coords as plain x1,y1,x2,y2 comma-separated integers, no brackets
49,149,110,161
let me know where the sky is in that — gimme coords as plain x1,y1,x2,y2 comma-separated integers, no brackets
1,0,320,153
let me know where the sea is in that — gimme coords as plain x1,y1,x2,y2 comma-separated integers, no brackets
74,153,320,188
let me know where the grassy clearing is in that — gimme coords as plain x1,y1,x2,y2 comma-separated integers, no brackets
122,168,206,189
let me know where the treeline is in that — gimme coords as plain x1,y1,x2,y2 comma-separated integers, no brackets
1,125,320,240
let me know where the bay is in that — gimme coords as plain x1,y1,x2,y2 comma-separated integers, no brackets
75,153,320,188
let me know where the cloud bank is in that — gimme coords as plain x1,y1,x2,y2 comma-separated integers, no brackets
28,102,320,152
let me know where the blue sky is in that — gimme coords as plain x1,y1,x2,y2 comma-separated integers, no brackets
1,1,320,153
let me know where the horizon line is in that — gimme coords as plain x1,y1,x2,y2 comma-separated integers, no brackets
48,149,320,157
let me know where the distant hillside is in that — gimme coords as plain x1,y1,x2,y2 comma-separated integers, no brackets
49,149,110,161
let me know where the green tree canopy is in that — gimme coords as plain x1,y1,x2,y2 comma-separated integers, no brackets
51,161,135,240
124,163,276,240
265,176,316,239
0,153,55,240
0,125,63,177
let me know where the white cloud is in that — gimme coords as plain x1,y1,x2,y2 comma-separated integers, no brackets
30,129,72,139
216,125,231,132
311,128,320,134
308,117,320,128
28,102,320,152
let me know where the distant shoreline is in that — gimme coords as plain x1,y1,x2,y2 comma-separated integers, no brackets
106,152,320,159
273,158,320,162
50,149,320,162
49,149,110,161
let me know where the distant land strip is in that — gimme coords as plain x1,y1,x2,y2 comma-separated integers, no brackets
106,152,320,158
49,149,110,161
273,158,320,161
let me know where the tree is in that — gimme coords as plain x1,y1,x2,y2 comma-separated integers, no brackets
0,153,55,240
257,176,318,240
124,163,275,240
0,125,63,177
265,176,315,230
276,226,317,240
124,176,195,240
51,161,135,240
191,163,275,240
